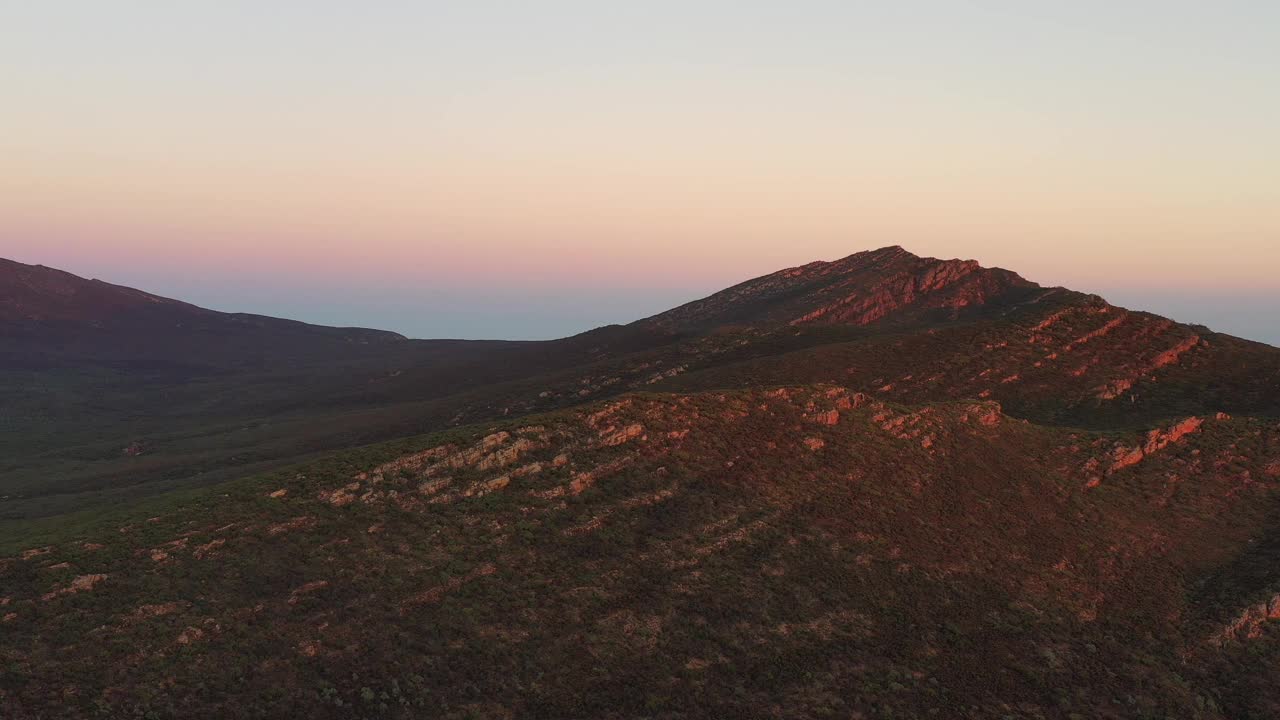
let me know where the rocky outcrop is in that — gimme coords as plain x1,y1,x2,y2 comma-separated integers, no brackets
961,403,1003,427
1152,335,1202,370
1107,417,1204,474
463,475,510,498
320,485,358,507
645,246,1039,332
401,563,497,611
569,458,633,496
1097,336,1202,400
477,437,540,470
41,573,108,601
807,410,841,426
361,445,456,481
130,602,186,620
193,538,225,559
20,547,52,561
288,580,330,605
788,259,1020,328
600,423,645,446
266,516,317,536
1062,314,1128,353
1210,593,1280,646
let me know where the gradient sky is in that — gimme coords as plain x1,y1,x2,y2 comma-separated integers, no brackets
3,2,1277,343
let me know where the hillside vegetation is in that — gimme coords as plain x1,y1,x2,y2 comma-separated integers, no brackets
5,387,1280,717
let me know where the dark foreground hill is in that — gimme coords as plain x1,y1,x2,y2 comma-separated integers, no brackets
4,387,1280,718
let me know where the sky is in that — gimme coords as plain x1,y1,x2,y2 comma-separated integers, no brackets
2,1,1277,343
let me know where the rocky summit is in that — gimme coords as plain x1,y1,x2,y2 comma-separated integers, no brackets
3,247,1280,719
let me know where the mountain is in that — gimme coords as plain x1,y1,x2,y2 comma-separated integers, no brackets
0,258,407,370
646,245,1045,331
5,246,1280,717
654,286,1280,429
630,248,1280,428
3,249,1276,520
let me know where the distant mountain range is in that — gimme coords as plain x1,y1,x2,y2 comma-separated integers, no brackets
3,247,1280,718
1,257,405,368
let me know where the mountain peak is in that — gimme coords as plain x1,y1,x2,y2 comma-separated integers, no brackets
648,246,1043,332
856,243,911,258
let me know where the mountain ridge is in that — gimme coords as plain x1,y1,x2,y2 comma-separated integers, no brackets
7,247,1272,349
0,256,407,343
643,245,1051,333
3,246,1277,517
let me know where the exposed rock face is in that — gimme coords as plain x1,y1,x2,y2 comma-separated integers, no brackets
401,563,497,610
463,475,510,498
962,404,1003,427
1142,417,1204,455
320,486,357,507
131,602,185,619
418,478,451,496
193,539,225,559
362,445,455,480
1061,313,1128,352
1108,417,1204,474
176,627,205,645
1151,335,1202,370
600,423,646,446
1097,335,1203,400
41,574,108,601
266,516,317,536
568,458,633,496
288,580,330,605
808,410,841,426
1210,593,1280,646
1097,378,1135,401
787,258,1010,327
477,437,540,470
